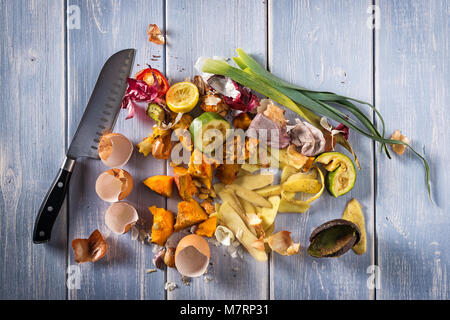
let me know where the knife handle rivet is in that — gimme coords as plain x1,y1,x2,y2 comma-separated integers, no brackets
57,182,64,188
47,206,54,212
39,231,45,237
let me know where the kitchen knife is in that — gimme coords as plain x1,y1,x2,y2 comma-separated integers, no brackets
32,49,136,244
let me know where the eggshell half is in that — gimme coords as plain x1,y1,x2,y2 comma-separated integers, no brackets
95,169,133,202
105,202,138,234
98,133,133,168
175,234,210,277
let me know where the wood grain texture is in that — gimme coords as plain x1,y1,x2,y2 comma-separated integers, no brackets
66,0,165,300
1,0,448,300
375,0,449,299
165,0,269,299
269,0,375,299
0,0,67,299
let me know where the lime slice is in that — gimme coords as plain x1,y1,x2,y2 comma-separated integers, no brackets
315,152,356,197
189,112,231,153
165,81,199,113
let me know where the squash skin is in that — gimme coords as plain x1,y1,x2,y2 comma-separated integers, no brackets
173,167,198,200
143,175,174,197
149,206,175,246
188,149,214,189
174,199,208,231
216,163,241,185
195,216,217,237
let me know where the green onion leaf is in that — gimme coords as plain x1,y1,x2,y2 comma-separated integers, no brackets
201,54,431,200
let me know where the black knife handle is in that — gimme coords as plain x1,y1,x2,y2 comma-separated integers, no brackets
33,157,76,244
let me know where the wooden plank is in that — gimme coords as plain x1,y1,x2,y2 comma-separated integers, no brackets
165,0,268,299
375,0,449,299
0,0,66,299
269,0,374,299
66,0,165,300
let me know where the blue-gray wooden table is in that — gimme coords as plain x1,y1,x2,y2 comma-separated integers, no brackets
0,0,448,300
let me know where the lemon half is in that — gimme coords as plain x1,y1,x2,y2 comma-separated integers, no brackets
165,81,199,113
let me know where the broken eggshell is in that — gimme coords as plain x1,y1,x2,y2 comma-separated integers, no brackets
105,202,139,235
98,133,133,168
175,234,210,277
72,229,107,264
307,219,361,258
95,168,133,202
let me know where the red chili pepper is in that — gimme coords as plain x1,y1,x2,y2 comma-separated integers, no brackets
135,68,169,97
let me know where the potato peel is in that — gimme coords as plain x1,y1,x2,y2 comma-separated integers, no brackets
251,238,266,251
342,198,367,255
218,202,268,262
279,166,324,212
228,185,272,208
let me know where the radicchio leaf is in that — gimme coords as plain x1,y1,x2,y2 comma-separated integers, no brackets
120,76,161,120
335,123,349,140
207,75,259,112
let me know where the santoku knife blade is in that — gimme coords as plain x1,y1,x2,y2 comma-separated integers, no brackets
32,49,135,244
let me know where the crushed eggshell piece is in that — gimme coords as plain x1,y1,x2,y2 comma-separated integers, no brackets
98,133,133,168
72,229,107,264
390,130,410,155
105,202,138,234
175,234,210,277
267,231,300,256
95,168,133,202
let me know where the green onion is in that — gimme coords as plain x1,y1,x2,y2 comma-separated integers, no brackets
236,48,389,155
201,51,432,199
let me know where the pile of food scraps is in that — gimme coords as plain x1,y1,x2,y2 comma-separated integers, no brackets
72,43,430,280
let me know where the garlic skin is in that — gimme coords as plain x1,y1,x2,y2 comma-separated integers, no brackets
289,119,326,156
214,225,235,246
